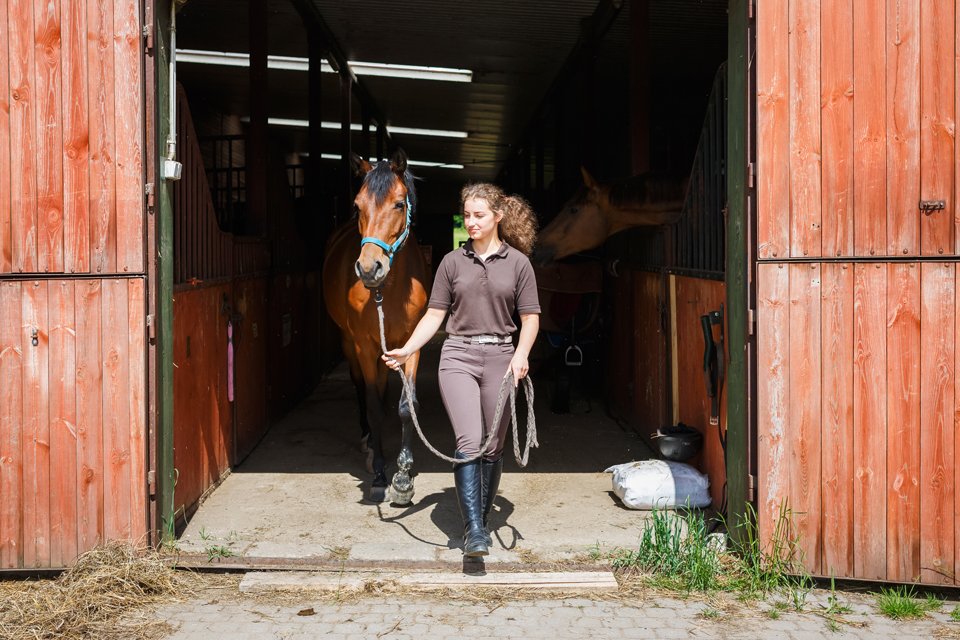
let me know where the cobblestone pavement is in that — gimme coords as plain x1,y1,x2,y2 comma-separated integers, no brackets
155,579,960,640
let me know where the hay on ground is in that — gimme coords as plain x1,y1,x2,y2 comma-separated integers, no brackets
0,542,193,640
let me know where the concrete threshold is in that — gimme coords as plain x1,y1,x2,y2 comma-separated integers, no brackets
238,569,619,593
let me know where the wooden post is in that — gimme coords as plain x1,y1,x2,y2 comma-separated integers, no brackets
340,74,352,219
361,106,371,161
630,0,650,174
376,124,386,161
725,0,750,543
155,0,175,545
247,0,268,235
308,32,324,205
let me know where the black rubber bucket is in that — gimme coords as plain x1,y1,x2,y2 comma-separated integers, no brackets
655,423,704,462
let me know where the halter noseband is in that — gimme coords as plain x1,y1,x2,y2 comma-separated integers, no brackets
359,194,412,266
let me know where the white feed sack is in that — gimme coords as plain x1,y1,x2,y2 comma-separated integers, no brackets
605,460,712,510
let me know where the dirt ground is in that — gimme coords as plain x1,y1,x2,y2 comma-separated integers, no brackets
175,335,667,566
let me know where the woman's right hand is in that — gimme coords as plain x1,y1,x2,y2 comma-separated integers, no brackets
382,347,411,371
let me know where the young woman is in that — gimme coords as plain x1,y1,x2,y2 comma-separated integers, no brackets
382,183,540,557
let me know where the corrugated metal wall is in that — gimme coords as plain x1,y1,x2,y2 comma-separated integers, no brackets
0,0,148,569
756,0,958,585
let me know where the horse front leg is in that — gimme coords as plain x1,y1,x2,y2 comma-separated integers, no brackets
357,346,390,502
388,352,420,505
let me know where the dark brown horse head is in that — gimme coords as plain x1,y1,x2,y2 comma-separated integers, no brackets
531,167,686,266
351,148,416,289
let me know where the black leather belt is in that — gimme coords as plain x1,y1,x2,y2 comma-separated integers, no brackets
448,334,512,345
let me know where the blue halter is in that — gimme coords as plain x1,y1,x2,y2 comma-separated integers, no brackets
360,194,412,266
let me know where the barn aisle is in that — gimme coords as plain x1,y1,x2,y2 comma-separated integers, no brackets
176,335,661,565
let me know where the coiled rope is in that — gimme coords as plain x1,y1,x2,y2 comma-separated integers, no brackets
375,291,538,466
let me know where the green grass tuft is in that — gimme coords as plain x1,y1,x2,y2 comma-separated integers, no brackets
876,585,925,620
611,507,722,592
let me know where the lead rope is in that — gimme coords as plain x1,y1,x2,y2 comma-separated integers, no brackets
374,291,538,466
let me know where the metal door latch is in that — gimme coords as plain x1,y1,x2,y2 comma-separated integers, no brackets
919,200,946,215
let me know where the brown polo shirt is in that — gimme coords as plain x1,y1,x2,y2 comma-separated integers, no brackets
428,240,541,335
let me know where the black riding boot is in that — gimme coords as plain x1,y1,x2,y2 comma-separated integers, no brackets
480,457,503,546
454,452,488,557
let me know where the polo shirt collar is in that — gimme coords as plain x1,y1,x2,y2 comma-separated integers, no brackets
462,240,511,260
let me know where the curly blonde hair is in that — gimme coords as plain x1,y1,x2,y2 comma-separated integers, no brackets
460,183,538,256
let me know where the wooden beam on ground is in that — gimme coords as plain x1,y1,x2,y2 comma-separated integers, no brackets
238,570,619,593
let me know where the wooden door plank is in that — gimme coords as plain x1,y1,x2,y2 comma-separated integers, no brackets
920,262,955,584
9,0,38,272
101,278,130,540
886,0,920,256
957,3,960,257
33,0,64,273
127,278,146,542
820,0,854,258
820,263,854,578
789,264,821,573
920,0,954,256
22,281,50,567
757,263,789,549
87,0,116,274
886,263,921,581
114,0,143,273
852,0,887,257
955,267,960,586
853,263,887,579
76,280,103,551
0,1,11,272
61,0,90,273
48,280,77,566
788,0,822,258
756,0,789,259
0,282,23,567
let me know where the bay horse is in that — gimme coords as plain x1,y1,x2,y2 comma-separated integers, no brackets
531,167,686,266
322,148,429,503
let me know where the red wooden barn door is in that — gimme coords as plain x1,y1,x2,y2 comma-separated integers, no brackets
755,0,958,585
0,0,149,569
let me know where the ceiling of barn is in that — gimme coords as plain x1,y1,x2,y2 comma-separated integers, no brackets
174,0,727,185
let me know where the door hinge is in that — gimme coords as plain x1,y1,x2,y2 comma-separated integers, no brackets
747,0,754,20
147,470,157,496
747,473,756,502
143,23,153,54
747,162,755,189
146,314,156,343
145,182,155,213
747,308,755,336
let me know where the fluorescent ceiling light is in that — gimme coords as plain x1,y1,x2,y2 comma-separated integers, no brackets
317,152,464,170
176,49,472,83
251,117,468,140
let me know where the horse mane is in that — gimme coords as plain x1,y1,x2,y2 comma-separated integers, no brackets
606,174,686,209
363,161,418,216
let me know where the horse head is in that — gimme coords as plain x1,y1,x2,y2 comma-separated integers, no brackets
351,148,416,289
531,167,609,266
531,167,686,266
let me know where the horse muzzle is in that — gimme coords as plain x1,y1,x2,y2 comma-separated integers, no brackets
530,245,556,266
355,257,389,289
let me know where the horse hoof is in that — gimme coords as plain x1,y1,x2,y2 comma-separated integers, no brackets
387,486,414,506
368,485,387,503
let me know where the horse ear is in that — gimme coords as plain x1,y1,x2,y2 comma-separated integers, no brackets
580,166,599,190
350,152,373,176
390,148,408,175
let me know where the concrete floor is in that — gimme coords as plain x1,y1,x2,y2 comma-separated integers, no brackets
177,336,664,565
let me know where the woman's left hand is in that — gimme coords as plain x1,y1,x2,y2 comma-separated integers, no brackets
509,353,529,386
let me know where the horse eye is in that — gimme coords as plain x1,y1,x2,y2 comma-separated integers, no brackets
569,207,579,215
394,201,405,210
